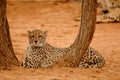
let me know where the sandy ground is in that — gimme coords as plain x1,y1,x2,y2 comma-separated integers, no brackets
0,1,120,80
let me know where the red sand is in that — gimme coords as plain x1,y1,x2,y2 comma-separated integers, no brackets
0,1,120,80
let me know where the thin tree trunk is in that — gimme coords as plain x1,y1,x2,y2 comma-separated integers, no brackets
72,0,97,66
58,0,97,67
0,0,19,69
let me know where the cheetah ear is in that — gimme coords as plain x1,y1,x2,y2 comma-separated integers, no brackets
27,31,31,35
27,31,31,34
44,31,48,37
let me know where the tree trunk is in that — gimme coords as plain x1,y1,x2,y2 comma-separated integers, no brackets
72,0,97,66
0,0,19,69
59,0,97,67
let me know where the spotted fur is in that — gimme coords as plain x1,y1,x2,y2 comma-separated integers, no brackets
102,8,120,22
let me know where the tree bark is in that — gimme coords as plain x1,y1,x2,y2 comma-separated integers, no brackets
72,0,97,66
0,0,19,69
58,0,97,67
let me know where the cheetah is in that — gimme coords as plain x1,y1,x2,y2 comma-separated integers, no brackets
97,0,120,22
21,30,105,68
74,0,120,22
99,0,120,22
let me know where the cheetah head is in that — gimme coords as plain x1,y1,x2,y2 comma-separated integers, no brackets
28,30,48,47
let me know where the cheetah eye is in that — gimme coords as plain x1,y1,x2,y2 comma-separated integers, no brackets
39,36,42,37
31,36,34,38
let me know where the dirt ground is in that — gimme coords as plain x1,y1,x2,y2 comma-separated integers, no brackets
0,1,120,80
